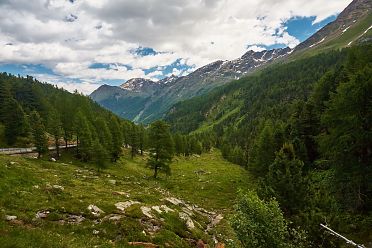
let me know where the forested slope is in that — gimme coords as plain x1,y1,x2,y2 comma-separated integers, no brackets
166,44,372,247
0,73,131,164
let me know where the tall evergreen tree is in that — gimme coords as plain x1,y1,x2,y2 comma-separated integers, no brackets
30,111,48,158
147,120,174,178
108,116,123,161
319,65,372,212
47,109,62,157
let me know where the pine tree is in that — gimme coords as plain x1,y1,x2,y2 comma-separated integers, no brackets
109,116,123,161
92,138,109,170
249,121,276,176
30,111,48,158
266,143,307,214
74,111,94,161
147,120,174,178
47,109,62,157
319,65,372,212
94,118,113,157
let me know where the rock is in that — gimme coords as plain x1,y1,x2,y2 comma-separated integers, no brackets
93,230,100,235
197,240,206,248
141,206,153,218
165,197,184,206
128,242,159,248
36,210,50,219
88,205,105,216
53,185,64,191
108,179,116,185
66,214,85,224
212,214,223,226
179,212,195,229
160,205,174,213
151,206,162,214
33,185,39,189
50,158,56,162
215,243,225,248
182,207,193,216
112,191,130,197
9,161,17,165
5,215,17,221
115,201,140,211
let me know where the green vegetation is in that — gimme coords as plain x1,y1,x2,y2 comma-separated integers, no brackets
167,45,372,247
147,120,174,178
0,149,249,247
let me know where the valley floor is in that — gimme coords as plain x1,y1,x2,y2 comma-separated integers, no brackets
0,149,253,248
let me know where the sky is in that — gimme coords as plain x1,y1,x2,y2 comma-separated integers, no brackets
0,0,352,94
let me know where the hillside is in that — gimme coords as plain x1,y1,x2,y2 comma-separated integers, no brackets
90,47,292,123
0,150,252,248
166,43,372,247
293,0,372,55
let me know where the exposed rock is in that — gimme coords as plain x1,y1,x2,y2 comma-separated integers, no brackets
112,191,130,197
53,185,64,191
50,158,56,162
182,207,194,216
93,230,100,235
141,206,153,218
215,243,225,248
103,214,122,221
108,179,116,185
141,219,161,235
9,161,17,165
165,197,184,206
36,210,50,219
66,214,85,224
151,206,162,214
197,240,206,248
160,205,174,213
212,214,223,226
88,205,104,216
5,215,17,221
179,212,195,229
128,242,159,248
115,200,140,211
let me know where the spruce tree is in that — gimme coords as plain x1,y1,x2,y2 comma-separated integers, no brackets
30,111,48,158
48,109,62,157
319,65,372,212
108,116,123,161
147,120,174,178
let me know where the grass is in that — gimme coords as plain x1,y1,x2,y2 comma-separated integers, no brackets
0,149,253,247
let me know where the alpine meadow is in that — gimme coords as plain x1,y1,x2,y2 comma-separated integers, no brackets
0,0,371,247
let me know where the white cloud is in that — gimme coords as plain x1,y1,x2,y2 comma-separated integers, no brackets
0,0,352,92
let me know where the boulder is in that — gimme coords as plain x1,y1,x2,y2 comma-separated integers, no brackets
165,197,184,206
160,205,174,213
87,205,104,216
5,215,17,221
179,212,195,229
115,201,140,211
36,210,50,219
141,206,153,218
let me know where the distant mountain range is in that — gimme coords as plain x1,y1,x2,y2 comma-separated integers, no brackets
90,0,372,123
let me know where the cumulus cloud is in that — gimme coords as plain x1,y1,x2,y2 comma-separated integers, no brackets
0,0,351,93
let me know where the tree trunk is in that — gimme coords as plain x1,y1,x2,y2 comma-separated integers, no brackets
154,165,158,179
55,136,60,158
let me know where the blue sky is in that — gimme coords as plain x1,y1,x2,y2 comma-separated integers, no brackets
0,0,351,94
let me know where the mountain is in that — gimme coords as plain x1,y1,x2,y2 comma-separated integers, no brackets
91,47,292,123
91,0,371,124
293,0,372,55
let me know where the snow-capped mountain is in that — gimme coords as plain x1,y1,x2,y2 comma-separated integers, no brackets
91,47,292,123
90,0,371,123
